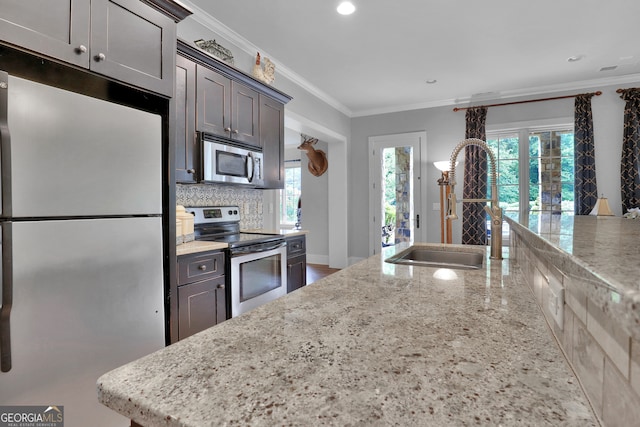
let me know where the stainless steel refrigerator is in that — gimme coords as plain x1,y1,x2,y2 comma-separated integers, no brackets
0,71,166,425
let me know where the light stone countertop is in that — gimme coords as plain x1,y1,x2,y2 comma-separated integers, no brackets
505,213,640,341
176,240,227,256
98,243,596,426
242,228,309,237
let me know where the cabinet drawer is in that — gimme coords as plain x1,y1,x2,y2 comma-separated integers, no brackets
178,251,225,285
286,235,306,256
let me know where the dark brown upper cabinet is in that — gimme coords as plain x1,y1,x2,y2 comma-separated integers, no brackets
197,66,260,147
176,41,292,189
260,95,285,189
0,0,190,97
175,55,198,183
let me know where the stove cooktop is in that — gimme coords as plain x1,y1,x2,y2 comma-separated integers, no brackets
186,206,284,248
196,232,282,245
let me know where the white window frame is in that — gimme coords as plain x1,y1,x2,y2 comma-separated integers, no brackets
279,159,302,228
486,118,573,218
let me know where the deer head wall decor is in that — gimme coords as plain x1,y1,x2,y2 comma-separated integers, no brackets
298,135,328,177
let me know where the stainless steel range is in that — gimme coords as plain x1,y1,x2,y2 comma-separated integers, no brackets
186,206,287,317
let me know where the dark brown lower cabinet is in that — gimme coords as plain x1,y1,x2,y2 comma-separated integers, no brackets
178,275,226,339
286,235,306,293
177,251,227,340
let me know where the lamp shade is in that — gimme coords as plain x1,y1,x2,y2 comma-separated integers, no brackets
589,196,615,216
433,161,458,172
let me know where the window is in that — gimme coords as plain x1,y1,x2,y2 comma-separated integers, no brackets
486,125,575,217
280,160,301,226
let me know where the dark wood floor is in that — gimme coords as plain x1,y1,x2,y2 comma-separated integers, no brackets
307,263,341,284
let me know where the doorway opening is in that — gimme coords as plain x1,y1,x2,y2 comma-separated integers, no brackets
369,132,427,255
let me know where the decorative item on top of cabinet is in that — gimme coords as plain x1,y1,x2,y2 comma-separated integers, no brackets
252,52,276,85
194,39,234,65
298,135,328,177
286,235,307,293
176,250,227,340
0,0,191,97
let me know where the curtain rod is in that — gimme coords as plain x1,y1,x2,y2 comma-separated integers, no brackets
452,91,602,112
616,88,639,93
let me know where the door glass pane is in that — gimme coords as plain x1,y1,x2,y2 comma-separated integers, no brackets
381,146,413,248
498,159,519,185
529,129,574,214
499,137,519,160
486,133,519,215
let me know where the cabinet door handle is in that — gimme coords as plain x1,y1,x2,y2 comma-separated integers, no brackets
198,264,207,271
216,284,225,289
187,169,196,174
232,129,239,134
95,53,106,62
76,45,87,54
224,127,231,132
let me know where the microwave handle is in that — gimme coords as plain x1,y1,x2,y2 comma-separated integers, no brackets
247,152,255,183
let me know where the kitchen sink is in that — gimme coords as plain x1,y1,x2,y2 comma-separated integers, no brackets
384,246,484,270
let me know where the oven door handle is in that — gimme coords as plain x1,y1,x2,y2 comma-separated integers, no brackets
232,240,286,256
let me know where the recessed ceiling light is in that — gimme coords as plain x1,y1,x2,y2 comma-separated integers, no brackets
567,55,584,62
337,2,356,15
426,79,437,84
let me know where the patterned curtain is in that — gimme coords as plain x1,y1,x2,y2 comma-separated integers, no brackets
619,88,640,213
463,107,488,245
574,93,598,215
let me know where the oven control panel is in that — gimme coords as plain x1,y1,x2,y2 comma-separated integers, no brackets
185,206,240,225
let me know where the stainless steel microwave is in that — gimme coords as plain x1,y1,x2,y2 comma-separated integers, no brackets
200,133,264,187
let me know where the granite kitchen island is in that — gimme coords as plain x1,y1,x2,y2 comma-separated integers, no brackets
98,243,595,426
506,213,640,425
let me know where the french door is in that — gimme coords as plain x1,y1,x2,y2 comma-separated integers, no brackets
368,132,427,255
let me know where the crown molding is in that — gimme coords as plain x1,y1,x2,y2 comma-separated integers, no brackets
142,0,193,22
182,0,353,117
182,2,640,119
352,73,640,117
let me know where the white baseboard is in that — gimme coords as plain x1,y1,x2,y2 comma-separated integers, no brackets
348,256,366,266
306,254,329,265
307,255,367,268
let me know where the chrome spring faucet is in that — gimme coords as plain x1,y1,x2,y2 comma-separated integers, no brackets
446,138,503,260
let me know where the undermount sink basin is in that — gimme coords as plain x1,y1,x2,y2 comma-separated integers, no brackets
385,246,484,270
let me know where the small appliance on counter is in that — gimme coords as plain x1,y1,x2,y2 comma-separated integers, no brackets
176,205,195,243
186,206,287,317
176,218,183,245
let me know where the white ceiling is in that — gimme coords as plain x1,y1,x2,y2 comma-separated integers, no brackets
185,0,640,117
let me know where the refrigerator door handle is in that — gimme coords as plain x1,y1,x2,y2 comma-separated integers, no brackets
0,70,10,217
0,223,12,372
0,72,11,372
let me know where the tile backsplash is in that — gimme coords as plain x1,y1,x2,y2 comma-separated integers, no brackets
176,184,263,230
